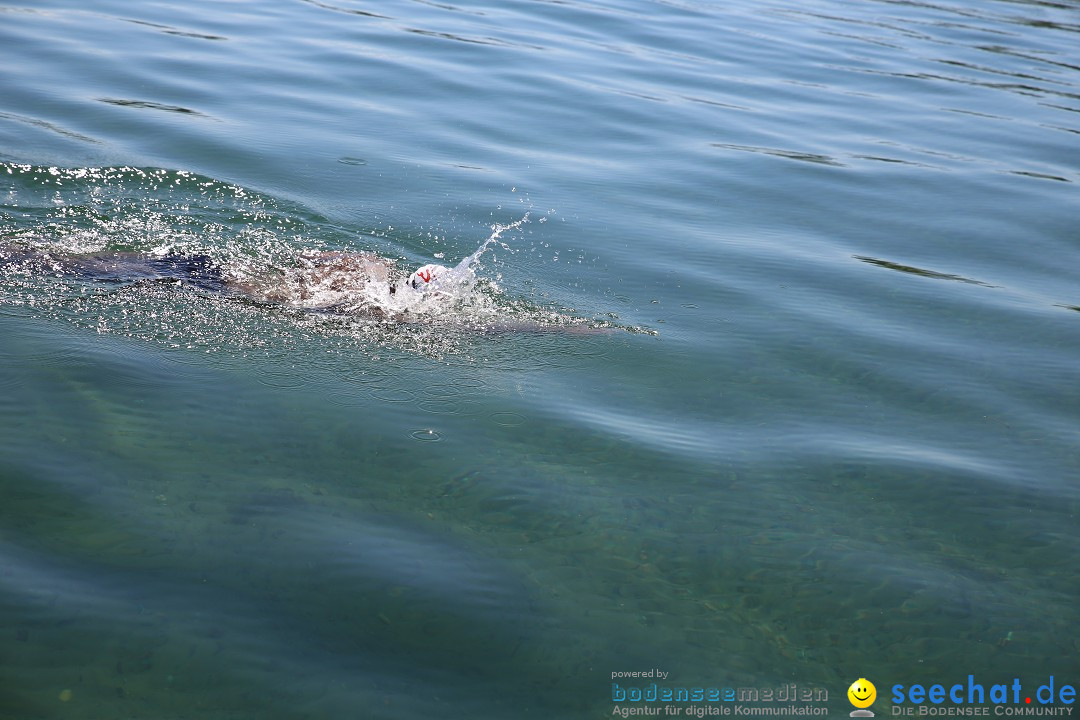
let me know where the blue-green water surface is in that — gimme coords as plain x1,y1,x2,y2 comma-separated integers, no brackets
1,0,1078,718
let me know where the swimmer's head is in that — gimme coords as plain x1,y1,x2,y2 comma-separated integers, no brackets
407,264,449,290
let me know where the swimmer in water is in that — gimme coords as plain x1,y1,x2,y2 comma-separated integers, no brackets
0,244,609,333
0,245,450,320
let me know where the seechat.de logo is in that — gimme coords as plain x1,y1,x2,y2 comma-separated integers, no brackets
891,675,1076,715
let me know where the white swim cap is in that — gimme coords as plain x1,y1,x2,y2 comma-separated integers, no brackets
407,264,449,290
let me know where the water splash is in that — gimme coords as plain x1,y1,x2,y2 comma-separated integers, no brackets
300,213,534,324
387,213,530,311
446,213,530,285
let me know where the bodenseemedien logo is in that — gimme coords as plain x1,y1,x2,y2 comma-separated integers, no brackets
849,679,877,717
609,670,830,717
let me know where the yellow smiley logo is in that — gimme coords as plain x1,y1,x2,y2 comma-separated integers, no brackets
848,678,876,709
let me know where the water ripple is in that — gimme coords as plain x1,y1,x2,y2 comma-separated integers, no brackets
125,18,227,41
98,98,209,117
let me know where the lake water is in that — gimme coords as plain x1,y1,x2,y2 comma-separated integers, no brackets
1,0,1078,718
